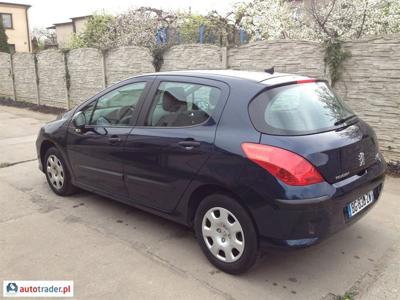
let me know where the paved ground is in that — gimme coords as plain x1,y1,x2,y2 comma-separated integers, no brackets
0,106,54,166
0,105,399,300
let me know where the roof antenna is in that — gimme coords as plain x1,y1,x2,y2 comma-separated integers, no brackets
264,66,275,74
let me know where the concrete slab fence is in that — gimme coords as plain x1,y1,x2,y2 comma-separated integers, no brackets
0,38,399,161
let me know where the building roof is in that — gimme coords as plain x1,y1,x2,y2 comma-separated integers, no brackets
0,1,31,9
70,15,91,20
52,21,73,26
49,15,91,28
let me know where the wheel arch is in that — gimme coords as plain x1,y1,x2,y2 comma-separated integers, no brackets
186,184,259,237
39,139,73,180
40,140,57,171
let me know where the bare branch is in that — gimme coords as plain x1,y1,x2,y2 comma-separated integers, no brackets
310,0,335,37
357,0,369,38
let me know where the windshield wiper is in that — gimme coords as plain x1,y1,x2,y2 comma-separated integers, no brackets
334,115,357,126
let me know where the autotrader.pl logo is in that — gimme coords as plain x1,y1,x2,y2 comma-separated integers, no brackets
3,280,73,298
6,282,18,294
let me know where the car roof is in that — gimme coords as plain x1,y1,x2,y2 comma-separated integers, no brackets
140,70,312,85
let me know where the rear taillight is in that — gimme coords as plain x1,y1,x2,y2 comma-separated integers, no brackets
296,79,316,84
241,143,324,186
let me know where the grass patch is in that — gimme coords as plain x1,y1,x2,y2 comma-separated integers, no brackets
0,162,12,168
0,159,37,169
336,291,357,300
0,97,67,115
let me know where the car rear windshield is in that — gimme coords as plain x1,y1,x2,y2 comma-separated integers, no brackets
249,81,356,135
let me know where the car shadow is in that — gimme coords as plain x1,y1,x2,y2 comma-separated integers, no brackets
7,160,396,299
17,176,392,299
67,190,383,283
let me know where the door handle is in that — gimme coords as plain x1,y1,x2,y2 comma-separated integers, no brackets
109,135,121,144
178,140,200,150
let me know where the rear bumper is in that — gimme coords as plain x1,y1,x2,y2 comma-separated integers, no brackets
253,161,386,248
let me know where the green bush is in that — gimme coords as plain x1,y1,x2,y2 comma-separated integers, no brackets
68,14,114,49
0,22,10,53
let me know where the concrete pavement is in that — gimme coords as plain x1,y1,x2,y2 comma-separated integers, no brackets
0,105,399,299
0,106,54,166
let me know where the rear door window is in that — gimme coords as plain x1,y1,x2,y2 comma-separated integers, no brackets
249,81,355,135
145,81,221,127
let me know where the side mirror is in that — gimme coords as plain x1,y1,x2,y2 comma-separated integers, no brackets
72,111,86,130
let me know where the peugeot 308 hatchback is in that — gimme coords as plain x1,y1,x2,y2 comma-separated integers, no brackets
36,70,386,274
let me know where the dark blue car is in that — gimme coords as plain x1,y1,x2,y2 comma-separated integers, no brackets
36,70,386,274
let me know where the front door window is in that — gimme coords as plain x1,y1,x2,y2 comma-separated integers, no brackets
83,82,146,126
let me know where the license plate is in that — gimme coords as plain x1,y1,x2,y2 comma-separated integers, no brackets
347,191,374,218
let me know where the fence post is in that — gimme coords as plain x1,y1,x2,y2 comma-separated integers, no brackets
161,27,167,47
101,49,107,88
9,53,17,101
33,54,40,105
240,27,246,44
156,29,161,47
255,29,261,41
199,24,205,44
63,51,71,110
221,47,228,69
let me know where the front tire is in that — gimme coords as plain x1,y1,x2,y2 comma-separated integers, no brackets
194,194,259,274
44,147,76,196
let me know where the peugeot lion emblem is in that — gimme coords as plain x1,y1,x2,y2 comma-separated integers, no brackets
358,152,366,167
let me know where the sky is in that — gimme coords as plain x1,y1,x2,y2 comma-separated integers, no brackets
9,0,246,29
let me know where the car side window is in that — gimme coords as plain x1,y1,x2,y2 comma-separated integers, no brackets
83,82,146,126
146,81,221,127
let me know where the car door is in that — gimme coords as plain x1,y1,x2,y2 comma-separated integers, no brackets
123,76,229,212
66,78,153,199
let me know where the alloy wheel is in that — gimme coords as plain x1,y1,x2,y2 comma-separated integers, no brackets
202,207,245,263
46,154,64,190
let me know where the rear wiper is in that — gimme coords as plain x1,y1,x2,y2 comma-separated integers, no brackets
334,115,357,126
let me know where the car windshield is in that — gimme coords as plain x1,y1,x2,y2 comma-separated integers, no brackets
249,81,356,135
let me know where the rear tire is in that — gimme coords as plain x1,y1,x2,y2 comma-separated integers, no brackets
44,147,76,196
194,194,259,274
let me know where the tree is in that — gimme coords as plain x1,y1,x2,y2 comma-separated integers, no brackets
31,36,39,52
31,27,57,51
32,27,57,45
176,14,210,44
0,21,10,53
175,11,246,46
306,0,400,86
69,8,177,50
69,14,114,49
65,1,400,50
236,0,400,87
101,7,177,50
235,0,310,41
237,0,400,42
308,0,400,40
